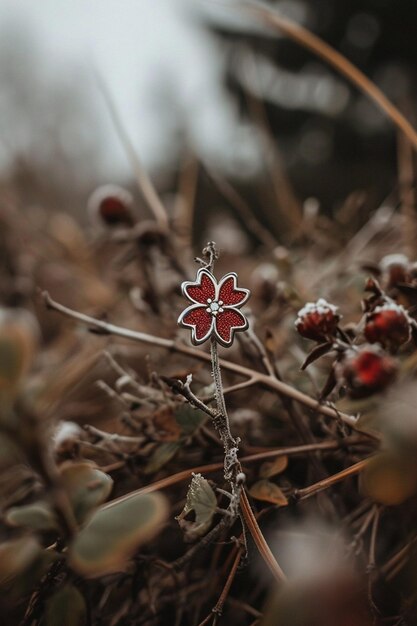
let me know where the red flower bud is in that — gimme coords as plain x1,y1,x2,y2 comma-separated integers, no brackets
88,184,134,228
379,254,410,289
364,303,410,350
295,299,341,342
338,347,397,398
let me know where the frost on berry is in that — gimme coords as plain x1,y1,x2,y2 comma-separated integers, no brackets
364,302,410,351
338,346,397,398
379,254,410,289
295,298,341,342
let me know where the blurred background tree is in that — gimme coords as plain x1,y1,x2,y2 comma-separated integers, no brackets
0,0,416,240
199,0,417,239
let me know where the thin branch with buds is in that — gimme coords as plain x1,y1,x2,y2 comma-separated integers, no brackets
42,292,376,438
179,242,284,581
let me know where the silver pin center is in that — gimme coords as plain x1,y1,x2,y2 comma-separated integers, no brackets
206,299,224,316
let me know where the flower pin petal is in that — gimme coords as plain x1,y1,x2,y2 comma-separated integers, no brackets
178,268,250,347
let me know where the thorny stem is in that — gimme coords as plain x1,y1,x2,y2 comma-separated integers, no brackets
199,243,285,582
210,336,240,482
44,241,378,585
210,337,229,424
199,245,244,579
196,240,218,272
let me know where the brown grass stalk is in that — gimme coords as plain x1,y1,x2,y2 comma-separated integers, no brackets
244,1,417,152
43,291,377,438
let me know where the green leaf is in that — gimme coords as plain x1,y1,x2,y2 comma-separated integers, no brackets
0,536,41,586
249,480,288,506
144,441,181,475
68,491,168,577
6,501,59,533
59,461,113,523
174,405,206,436
45,585,86,626
144,405,206,475
177,473,217,540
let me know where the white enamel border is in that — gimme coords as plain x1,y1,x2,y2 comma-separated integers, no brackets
216,272,250,309
177,303,215,345
213,307,249,347
178,268,251,348
181,268,217,305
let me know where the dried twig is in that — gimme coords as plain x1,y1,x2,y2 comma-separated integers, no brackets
294,458,370,501
42,291,375,437
96,74,169,231
244,1,417,151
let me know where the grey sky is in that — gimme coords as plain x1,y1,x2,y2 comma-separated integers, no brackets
0,0,260,177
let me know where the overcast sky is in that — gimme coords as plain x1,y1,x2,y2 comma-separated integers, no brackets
0,0,261,177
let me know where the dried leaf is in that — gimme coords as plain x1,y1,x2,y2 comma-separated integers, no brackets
177,473,217,540
249,480,288,506
260,456,288,479
144,404,207,475
153,406,181,442
300,341,333,371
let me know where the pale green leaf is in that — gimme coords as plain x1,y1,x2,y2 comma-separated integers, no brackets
177,473,217,540
68,491,168,577
6,501,59,533
46,585,86,626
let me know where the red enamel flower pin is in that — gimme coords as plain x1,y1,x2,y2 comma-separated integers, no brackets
178,269,250,347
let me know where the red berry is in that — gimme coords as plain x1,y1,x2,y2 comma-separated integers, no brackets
380,254,410,289
88,184,134,227
295,299,341,342
364,303,410,351
339,347,397,398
